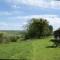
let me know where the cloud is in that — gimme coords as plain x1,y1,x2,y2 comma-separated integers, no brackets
51,1,60,8
55,0,60,1
0,14,60,30
0,22,23,30
0,11,12,16
11,5,20,9
12,14,60,30
0,11,24,16
2,14,59,30
6,0,60,9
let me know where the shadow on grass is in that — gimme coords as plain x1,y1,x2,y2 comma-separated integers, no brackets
7,58,27,60
46,46,57,48
20,59,27,60
46,39,57,48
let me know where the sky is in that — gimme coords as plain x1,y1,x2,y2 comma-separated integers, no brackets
0,0,60,30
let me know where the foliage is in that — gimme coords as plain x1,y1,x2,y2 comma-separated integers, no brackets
50,28,60,47
0,32,20,43
24,18,53,39
48,25,53,35
0,33,4,43
9,35,19,42
54,28,60,37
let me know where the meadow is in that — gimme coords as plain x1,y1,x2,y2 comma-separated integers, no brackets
0,35,60,60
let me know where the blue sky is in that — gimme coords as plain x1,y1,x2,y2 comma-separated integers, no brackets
0,0,60,30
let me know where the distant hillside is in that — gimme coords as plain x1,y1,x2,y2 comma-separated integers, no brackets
0,30,26,35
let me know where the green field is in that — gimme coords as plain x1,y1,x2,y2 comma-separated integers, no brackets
0,37,60,60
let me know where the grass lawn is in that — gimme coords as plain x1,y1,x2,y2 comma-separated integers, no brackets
0,37,60,60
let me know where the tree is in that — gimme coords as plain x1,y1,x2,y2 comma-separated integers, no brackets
24,18,53,39
54,28,60,39
50,28,60,47
48,25,53,35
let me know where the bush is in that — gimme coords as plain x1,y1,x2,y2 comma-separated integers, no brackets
0,33,4,43
9,35,19,42
1,35,19,43
0,32,21,43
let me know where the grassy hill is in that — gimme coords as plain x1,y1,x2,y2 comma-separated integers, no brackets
0,37,60,60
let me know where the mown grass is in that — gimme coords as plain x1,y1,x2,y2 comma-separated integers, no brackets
0,37,60,60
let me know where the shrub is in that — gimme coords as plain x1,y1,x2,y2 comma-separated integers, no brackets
0,33,4,43
0,33,21,43
9,35,18,42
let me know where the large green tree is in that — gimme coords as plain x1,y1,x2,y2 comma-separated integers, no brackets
25,18,53,39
